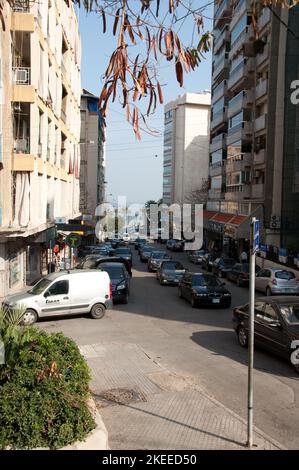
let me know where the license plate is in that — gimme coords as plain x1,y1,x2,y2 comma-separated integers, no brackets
212,299,220,304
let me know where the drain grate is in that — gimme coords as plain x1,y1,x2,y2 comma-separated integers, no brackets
94,388,147,408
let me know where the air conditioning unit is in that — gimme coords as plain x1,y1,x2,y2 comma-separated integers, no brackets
270,215,281,229
14,68,29,84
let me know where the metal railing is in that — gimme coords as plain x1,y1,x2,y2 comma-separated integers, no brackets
12,1,30,13
13,67,31,85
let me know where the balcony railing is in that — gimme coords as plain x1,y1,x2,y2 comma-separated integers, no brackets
226,152,252,172
212,52,229,81
212,80,227,104
47,147,51,162
213,25,230,54
230,0,252,31
209,160,226,177
255,79,268,100
211,107,227,130
13,67,31,85
225,184,251,200
227,89,252,118
227,121,252,145
12,1,30,12
210,133,226,153
256,43,269,67
255,114,267,132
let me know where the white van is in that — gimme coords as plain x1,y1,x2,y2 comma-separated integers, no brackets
2,270,113,325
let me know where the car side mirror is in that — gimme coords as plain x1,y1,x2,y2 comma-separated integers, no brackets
269,321,282,329
44,291,50,298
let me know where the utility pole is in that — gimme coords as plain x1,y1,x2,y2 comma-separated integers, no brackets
247,217,259,448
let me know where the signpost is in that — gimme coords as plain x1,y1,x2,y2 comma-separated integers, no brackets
65,233,81,269
247,217,259,448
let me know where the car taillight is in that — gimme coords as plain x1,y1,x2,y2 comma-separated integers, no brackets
109,282,113,299
296,278,299,284
272,279,277,285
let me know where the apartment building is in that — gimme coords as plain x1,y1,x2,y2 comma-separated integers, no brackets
206,0,299,255
80,89,106,220
162,92,211,205
0,0,81,298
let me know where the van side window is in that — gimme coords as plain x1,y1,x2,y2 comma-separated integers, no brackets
46,280,69,296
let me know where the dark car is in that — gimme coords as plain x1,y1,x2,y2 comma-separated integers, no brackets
134,238,147,250
140,245,154,262
232,297,299,372
75,256,132,277
212,257,236,278
148,251,172,272
166,240,176,251
188,249,207,264
99,262,130,304
109,239,120,249
113,247,133,268
201,252,219,272
156,260,186,285
227,263,261,286
178,272,232,308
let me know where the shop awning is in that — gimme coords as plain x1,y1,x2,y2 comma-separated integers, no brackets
203,210,250,239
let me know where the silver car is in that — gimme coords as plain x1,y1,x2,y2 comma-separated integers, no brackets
255,268,299,296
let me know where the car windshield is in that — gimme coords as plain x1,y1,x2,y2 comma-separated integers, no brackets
162,262,184,271
28,278,52,295
142,246,152,252
275,271,295,280
192,275,221,287
101,266,125,279
152,252,166,259
280,305,299,325
115,249,131,255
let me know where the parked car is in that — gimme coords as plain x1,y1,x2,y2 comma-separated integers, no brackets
178,272,232,308
172,240,185,252
201,252,219,272
227,263,261,286
109,238,120,249
122,232,131,243
156,260,186,285
148,251,172,272
99,262,130,304
2,271,113,325
188,249,207,264
76,256,132,277
89,245,112,257
255,268,299,296
212,257,236,278
232,297,299,372
140,245,154,262
134,238,147,250
166,240,176,251
113,247,133,268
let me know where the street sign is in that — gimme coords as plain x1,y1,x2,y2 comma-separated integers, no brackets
253,219,260,253
65,233,82,247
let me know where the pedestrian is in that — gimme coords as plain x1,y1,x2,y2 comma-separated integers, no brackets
240,250,248,264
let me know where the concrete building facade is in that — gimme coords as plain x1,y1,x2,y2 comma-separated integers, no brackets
162,92,211,205
0,0,81,298
80,89,106,220
206,0,299,256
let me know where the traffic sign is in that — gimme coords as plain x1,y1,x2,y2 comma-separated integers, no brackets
65,233,82,247
253,219,259,253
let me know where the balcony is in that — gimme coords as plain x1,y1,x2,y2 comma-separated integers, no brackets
225,184,251,201
213,26,230,54
211,107,228,130
210,133,227,153
253,148,265,165
251,183,264,199
212,80,228,104
255,114,267,133
212,52,229,82
14,137,30,154
227,58,254,92
10,2,34,33
258,7,271,32
227,90,253,118
227,121,252,145
208,188,225,201
226,152,252,173
209,160,226,178
256,43,269,68
230,0,252,31
229,26,252,60
255,79,268,100
214,0,232,28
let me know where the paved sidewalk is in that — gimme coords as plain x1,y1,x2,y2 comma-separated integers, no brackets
80,342,284,450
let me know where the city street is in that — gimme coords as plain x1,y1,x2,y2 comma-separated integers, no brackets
39,247,299,449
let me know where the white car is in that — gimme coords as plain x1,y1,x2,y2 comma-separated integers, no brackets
122,233,131,242
255,268,299,296
3,270,113,325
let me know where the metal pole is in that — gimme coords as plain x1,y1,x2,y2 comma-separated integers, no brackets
247,217,256,448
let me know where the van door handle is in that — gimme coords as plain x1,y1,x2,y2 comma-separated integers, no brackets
63,297,69,300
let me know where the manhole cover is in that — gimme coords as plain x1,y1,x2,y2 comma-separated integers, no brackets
94,388,147,408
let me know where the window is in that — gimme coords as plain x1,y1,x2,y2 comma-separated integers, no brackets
275,271,295,280
258,269,271,278
254,302,265,318
46,280,69,296
231,14,248,45
229,111,243,129
263,304,279,322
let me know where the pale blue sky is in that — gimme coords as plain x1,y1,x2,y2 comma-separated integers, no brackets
78,3,213,205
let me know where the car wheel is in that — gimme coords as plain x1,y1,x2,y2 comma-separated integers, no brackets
237,326,248,348
191,297,198,308
21,309,38,326
266,287,272,296
91,303,106,319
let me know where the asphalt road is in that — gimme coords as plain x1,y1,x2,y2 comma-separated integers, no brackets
40,245,299,449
